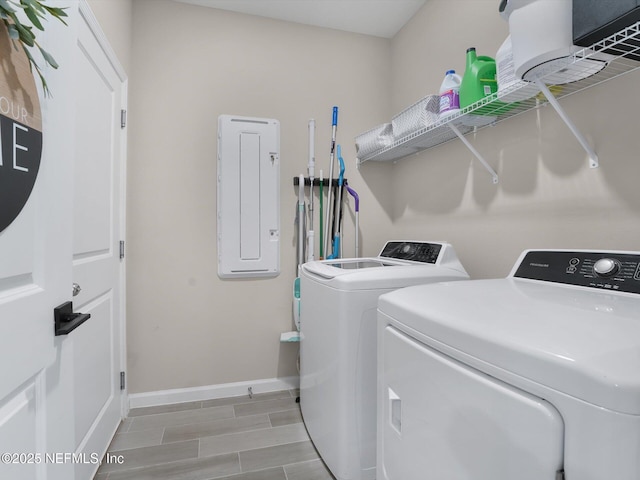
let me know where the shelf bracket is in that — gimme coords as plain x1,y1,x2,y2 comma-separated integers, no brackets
534,78,599,168
449,123,499,184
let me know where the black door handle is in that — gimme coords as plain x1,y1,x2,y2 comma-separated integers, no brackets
54,301,91,336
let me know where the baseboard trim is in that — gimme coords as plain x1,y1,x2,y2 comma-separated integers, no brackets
128,376,300,409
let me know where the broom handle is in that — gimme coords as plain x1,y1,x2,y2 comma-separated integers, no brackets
323,106,338,257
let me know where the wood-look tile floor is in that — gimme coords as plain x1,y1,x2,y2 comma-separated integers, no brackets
93,390,336,480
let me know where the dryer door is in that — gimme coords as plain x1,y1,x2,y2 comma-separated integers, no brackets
379,325,564,480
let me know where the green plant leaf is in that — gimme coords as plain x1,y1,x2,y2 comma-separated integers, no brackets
21,0,48,20
20,0,40,9
0,0,16,13
24,6,43,30
43,4,67,16
6,22,19,39
14,21,34,46
43,5,67,25
21,40,36,70
36,42,57,68
0,1,68,96
20,43,51,96
35,67,50,96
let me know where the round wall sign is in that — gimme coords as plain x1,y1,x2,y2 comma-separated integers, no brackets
0,23,43,234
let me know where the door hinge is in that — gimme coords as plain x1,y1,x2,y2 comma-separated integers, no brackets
556,470,565,480
121,109,127,129
119,240,125,259
120,371,126,391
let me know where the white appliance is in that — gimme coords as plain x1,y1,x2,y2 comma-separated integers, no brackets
499,0,610,83
377,249,640,480
300,241,469,480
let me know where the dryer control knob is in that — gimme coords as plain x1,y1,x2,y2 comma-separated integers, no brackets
594,258,620,277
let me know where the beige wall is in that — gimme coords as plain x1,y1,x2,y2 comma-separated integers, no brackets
127,0,393,393
86,0,133,74
100,0,640,395
387,0,640,279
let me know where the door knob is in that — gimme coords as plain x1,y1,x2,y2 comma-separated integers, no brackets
72,283,81,297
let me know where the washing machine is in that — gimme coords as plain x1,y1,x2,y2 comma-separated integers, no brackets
377,249,640,480
300,241,469,480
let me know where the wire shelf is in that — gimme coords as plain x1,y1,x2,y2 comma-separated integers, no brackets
357,21,640,165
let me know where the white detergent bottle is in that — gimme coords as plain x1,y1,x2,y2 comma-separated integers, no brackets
439,70,462,119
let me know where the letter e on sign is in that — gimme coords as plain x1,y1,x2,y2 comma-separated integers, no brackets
0,23,43,234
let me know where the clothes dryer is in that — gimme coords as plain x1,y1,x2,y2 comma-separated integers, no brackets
378,249,640,480
300,241,469,480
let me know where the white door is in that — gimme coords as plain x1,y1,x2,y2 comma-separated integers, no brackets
0,3,75,479
68,3,127,478
0,2,126,478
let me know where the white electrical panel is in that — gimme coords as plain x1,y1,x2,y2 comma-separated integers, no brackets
217,115,280,278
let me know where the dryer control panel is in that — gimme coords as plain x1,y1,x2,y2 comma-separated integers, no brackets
379,241,442,264
514,250,640,294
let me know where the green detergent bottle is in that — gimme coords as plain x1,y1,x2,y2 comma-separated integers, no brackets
460,47,498,109
460,47,516,117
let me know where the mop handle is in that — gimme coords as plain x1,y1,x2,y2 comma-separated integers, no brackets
308,119,316,179
354,211,359,258
336,147,345,258
328,146,345,260
345,181,360,258
333,145,345,236
323,106,338,258
307,119,315,262
319,169,324,259
345,182,359,212
308,118,316,213
298,174,305,270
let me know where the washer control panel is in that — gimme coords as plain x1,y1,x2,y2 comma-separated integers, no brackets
514,250,640,294
379,241,443,264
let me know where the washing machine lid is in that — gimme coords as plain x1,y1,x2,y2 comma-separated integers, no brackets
321,258,403,270
378,250,640,414
301,241,469,289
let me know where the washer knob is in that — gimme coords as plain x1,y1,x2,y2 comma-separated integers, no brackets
593,258,619,277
